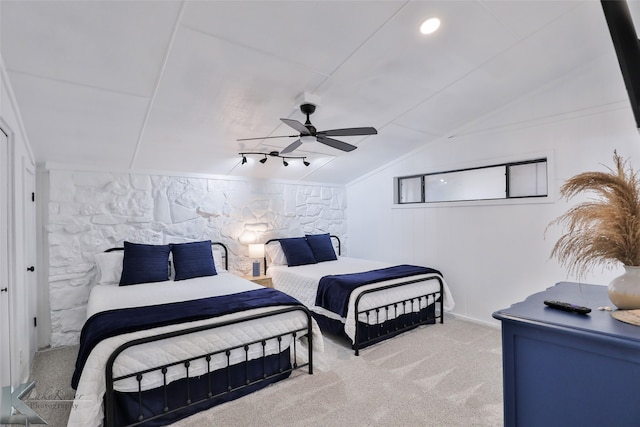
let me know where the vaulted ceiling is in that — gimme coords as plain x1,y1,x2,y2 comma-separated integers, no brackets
1,1,637,184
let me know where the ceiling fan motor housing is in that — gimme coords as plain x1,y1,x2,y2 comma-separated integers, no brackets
300,103,316,116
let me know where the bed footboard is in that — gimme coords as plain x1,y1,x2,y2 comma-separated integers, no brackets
104,306,313,427
353,276,443,356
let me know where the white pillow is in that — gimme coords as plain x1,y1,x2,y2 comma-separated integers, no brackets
265,242,287,266
212,247,227,272
95,251,124,285
168,253,175,280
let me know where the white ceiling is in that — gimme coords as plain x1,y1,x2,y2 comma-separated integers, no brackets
1,1,637,184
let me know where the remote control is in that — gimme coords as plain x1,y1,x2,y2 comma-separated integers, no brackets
544,300,591,314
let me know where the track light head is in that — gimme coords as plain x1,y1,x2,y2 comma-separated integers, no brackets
303,159,310,166
259,156,267,164
241,156,247,165
283,159,289,167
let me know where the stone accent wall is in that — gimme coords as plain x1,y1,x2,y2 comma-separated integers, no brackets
46,169,347,347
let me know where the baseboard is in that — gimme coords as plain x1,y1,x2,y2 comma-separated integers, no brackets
447,312,501,330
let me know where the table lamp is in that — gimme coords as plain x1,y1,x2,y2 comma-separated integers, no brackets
248,244,265,277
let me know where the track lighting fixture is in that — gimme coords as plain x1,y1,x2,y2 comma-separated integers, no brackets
239,151,309,167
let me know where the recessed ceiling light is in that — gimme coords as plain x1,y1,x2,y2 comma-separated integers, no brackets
420,17,440,35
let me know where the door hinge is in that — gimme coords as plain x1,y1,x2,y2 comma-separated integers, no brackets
33,317,37,327
31,192,35,202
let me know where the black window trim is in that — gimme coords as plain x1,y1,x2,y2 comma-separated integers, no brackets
396,157,548,205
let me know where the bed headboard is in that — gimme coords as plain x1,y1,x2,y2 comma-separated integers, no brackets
263,235,341,271
105,241,229,270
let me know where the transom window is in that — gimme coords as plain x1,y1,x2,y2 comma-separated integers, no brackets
396,158,548,204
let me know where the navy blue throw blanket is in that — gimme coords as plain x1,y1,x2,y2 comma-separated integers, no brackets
72,287,301,389
315,265,441,317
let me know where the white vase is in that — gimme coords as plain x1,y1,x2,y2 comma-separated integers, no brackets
608,265,640,310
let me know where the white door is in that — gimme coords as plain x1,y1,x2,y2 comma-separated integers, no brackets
22,159,36,362
0,128,11,399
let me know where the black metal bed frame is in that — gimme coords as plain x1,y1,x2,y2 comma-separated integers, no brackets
104,306,313,427
99,242,314,427
352,276,443,355
263,236,444,355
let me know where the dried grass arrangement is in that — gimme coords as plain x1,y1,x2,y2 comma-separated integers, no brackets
549,151,640,279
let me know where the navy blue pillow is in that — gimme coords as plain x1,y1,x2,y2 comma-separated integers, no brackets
119,242,171,286
305,234,337,262
279,237,317,267
171,241,217,281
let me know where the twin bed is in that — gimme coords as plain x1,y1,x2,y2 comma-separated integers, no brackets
70,236,453,426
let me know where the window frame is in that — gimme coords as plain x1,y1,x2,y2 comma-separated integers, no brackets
395,157,549,206
397,174,425,204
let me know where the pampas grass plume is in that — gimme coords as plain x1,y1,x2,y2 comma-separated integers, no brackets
549,151,640,279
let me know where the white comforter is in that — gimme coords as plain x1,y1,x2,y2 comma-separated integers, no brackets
68,272,322,427
267,257,454,342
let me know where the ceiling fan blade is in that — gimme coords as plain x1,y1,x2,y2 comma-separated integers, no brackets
316,135,357,152
281,118,311,135
237,134,298,141
280,139,302,154
319,127,377,137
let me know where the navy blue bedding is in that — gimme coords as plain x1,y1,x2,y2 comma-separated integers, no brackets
72,287,301,389
315,264,441,317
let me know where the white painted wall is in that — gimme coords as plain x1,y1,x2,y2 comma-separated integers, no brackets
347,58,640,326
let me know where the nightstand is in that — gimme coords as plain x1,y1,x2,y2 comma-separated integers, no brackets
243,274,273,288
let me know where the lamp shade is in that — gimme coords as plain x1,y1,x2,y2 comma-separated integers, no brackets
249,243,265,259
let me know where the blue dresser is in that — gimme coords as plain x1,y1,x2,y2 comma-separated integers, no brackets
493,282,640,427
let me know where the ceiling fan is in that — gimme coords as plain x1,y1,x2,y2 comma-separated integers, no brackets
237,103,377,154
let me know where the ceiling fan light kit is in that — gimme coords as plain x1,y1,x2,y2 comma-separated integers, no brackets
300,134,316,144
239,151,309,167
237,103,377,155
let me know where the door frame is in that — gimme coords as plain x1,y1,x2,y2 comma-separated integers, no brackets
22,158,36,364
0,123,12,403
35,168,50,350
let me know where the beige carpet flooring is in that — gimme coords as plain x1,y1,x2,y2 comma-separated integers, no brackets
26,315,503,426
